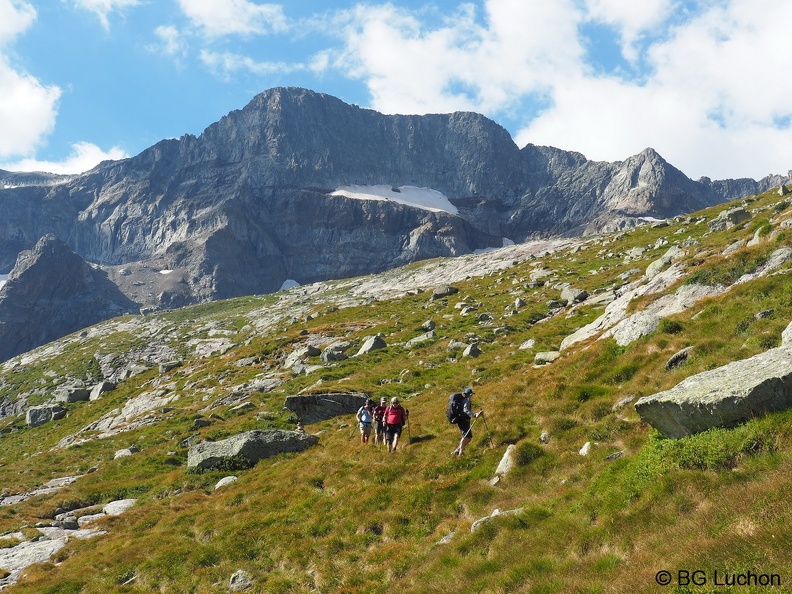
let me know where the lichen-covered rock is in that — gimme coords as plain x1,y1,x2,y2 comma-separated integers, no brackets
187,430,318,470
635,345,792,438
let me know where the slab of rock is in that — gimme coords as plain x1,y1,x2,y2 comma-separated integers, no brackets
284,392,368,424
494,444,517,476
89,381,116,401
54,385,91,403
635,345,792,438
26,404,67,428
187,430,318,470
534,351,560,365
356,334,387,356
432,285,459,300
405,330,435,349
320,340,353,363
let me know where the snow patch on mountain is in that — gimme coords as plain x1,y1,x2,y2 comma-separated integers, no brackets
330,185,459,215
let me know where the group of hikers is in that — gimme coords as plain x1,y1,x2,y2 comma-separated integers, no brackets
355,387,482,455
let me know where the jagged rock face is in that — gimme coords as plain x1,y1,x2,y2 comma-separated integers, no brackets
0,87,785,360
0,235,137,361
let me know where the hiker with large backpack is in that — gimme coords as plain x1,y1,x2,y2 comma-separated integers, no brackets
447,387,482,456
384,397,409,453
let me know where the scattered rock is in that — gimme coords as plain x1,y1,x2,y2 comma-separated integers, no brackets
215,476,239,490
494,444,517,476
405,331,435,349
187,430,319,470
284,345,321,369
463,343,482,358
229,569,254,591
560,286,588,304
89,381,116,401
534,351,560,365
54,385,90,403
665,346,694,370
320,341,353,363
612,396,635,412
432,285,459,300
579,441,591,456
420,320,436,331
356,334,387,356
471,507,525,533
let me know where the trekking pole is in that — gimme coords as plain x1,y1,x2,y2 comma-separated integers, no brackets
452,417,480,454
407,418,412,444
479,411,494,448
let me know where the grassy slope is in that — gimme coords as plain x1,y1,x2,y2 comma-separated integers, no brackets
0,190,791,592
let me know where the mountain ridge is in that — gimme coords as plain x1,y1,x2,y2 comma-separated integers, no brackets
0,86,787,361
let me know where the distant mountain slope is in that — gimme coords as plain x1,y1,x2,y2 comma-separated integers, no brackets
0,87,787,361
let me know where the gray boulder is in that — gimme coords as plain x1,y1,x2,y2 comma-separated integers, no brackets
560,286,588,304
284,345,321,369
284,392,368,425
187,430,318,470
320,341,353,363
534,351,560,365
665,346,694,370
54,385,91,403
635,345,792,438
89,381,115,401
463,343,482,358
432,285,459,300
405,331,435,349
26,404,67,428
356,334,387,356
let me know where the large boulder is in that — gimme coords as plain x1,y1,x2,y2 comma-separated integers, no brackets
284,392,368,425
187,430,318,470
26,404,67,428
635,345,792,438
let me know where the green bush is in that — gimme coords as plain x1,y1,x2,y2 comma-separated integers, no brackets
515,441,545,466
658,319,684,334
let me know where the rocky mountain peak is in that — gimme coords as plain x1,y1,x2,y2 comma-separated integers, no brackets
0,234,136,361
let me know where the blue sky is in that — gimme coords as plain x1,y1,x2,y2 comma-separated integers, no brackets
1,0,791,181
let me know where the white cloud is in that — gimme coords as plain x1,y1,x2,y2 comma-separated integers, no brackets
518,0,792,179
151,25,187,58
583,0,673,61
1,141,127,174
0,1,61,160
177,0,287,38
200,50,301,79
328,1,584,116
72,0,142,30
0,0,36,44
321,0,792,179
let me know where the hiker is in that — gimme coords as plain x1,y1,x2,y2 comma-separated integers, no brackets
384,397,409,452
356,398,375,444
450,387,481,456
373,397,387,447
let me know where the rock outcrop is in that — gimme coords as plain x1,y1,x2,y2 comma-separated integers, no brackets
635,345,792,438
284,392,368,425
0,235,136,361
